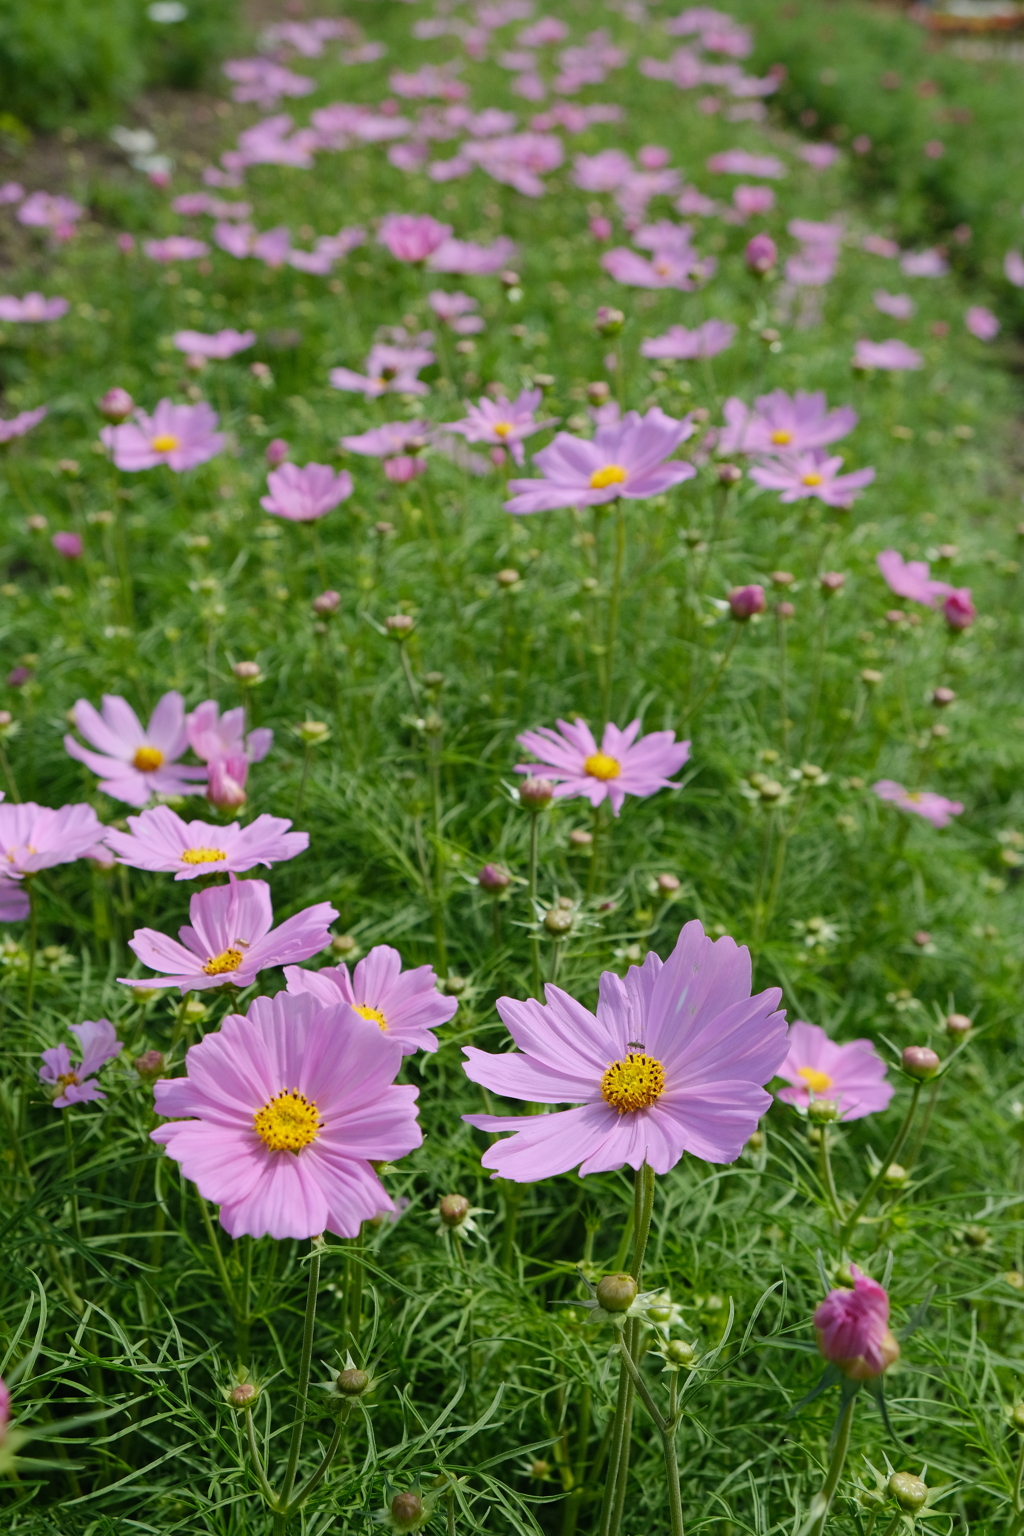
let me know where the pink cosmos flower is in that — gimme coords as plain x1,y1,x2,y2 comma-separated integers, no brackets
876,549,948,607
427,290,485,334
340,420,432,460
186,700,272,811
719,390,858,456
965,305,999,342
123,875,337,993
733,184,775,215
505,408,696,514
17,191,84,237
52,531,83,558
0,293,69,322
814,1266,899,1380
863,234,900,258
853,338,923,371
873,780,963,828
105,805,309,879
799,143,839,170
329,342,435,398
641,320,736,360
706,149,786,178
172,328,256,359
745,232,777,273
285,943,457,1056
0,800,107,878
677,185,719,216
0,870,29,921
427,236,519,274
39,1020,122,1108
750,450,875,508
900,249,948,278
143,237,209,262
0,405,47,443
101,400,225,472
1005,251,1024,288
151,993,422,1239
379,213,453,263
260,463,354,522
776,1021,893,1121
462,920,788,1179
873,289,915,320
601,246,714,290
515,718,690,816
441,388,556,465
64,691,207,806
0,180,24,203
943,589,975,630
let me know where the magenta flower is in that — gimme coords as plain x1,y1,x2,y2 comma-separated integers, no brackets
427,290,485,334
441,388,556,465
873,290,915,320
641,320,736,360
172,328,256,359
505,408,696,514
379,213,453,263
329,342,435,398
876,549,948,608
864,234,900,258
873,780,963,828
814,1266,899,1380
260,462,354,522
1005,251,1024,288
706,149,786,178
0,875,29,922
0,800,107,878
123,875,336,993
728,585,765,621
750,450,875,508
17,191,83,234
65,691,207,807
39,1020,122,1108
285,943,457,1056
965,305,999,342
104,805,309,879
101,399,225,472
943,589,975,631
776,1021,893,1121
427,235,518,274
340,420,432,460
601,246,715,290
462,921,788,1179
143,236,209,262
719,391,857,456
515,718,690,816
800,143,839,170
186,700,272,811
900,249,948,277
151,993,422,1239
733,184,775,215
853,338,923,371
0,293,69,322
0,405,47,443
52,531,82,558
745,233,778,274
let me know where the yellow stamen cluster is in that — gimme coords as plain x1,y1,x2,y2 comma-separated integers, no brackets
797,1066,833,1094
151,434,180,453
601,1053,665,1114
589,464,628,491
583,752,621,781
203,947,244,976
353,1003,388,1030
771,429,793,445
133,746,165,772
180,846,228,865
253,1089,322,1153
801,472,823,487
492,422,513,438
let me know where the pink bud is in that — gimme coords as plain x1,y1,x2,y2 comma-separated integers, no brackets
52,531,83,559
149,168,171,189
852,134,872,155
313,590,340,616
490,445,508,468
777,600,795,620
116,233,136,253
384,454,427,484
589,215,613,241
820,571,846,594
638,145,670,170
265,438,290,467
729,584,766,620
902,1045,940,1080
519,776,555,809
185,351,207,372
745,233,777,275
814,1265,900,1380
385,614,415,636
478,863,511,891
943,590,975,631
99,387,134,422
207,755,248,811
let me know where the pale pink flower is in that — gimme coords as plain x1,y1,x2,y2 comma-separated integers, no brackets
462,920,788,1179
427,289,485,334
733,184,774,215
676,185,719,216
65,692,207,806
104,804,309,879
572,149,633,191
515,718,690,815
17,192,84,237
143,236,209,262
873,780,963,828
101,399,225,472
863,234,900,258
943,589,975,630
427,236,518,273
340,420,431,459
750,449,875,508
39,1020,122,1108
745,232,777,273
223,58,315,107
0,872,29,922
0,181,24,204
441,388,556,465
814,1266,899,1380
0,800,107,878
0,405,47,443
1004,251,1024,288
186,700,272,810
123,876,337,993
776,1021,892,1121
52,531,82,558
329,342,435,398
876,549,948,607
285,943,457,1056
601,246,715,290
965,305,999,342
719,390,857,456
505,408,696,514
0,293,69,322
853,338,923,371
873,290,915,319
706,148,786,178
899,248,948,278
172,328,256,359
151,993,422,1239
641,320,735,360
379,213,453,263
799,143,839,170
261,462,354,522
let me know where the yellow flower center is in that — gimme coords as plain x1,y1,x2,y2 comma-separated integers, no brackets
589,464,628,490
583,752,621,781
771,429,793,445
801,472,823,487
601,1052,665,1114
180,846,228,865
353,1003,388,1030
133,746,165,772
797,1066,833,1094
57,1071,79,1089
906,792,923,803
253,1089,321,1153
492,421,513,438
654,259,672,275
203,947,244,976
151,434,180,453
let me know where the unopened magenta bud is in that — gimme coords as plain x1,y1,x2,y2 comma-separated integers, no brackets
439,1193,470,1228
943,591,975,631
596,1273,638,1312
777,600,795,619
889,1473,928,1513
99,387,134,422
229,1382,258,1408
588,380,610,405
902,1045,940,1080
745,232,777,275
718,463,742,485
313,590,341,615
519,776,554,810
820,571,846,594
385,455,427,484
595,305,625,337
390,1492,424,1531
265,438,290,467
499,269,521,289
385,614,414,637
336,1367,369,1396
946,1012,971,1037
729,584,765,620
478,863,511,892
134,1049,164,1079
52,531,83,558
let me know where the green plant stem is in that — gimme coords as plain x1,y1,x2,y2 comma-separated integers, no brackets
777,608,790,763
398,639,421,708
244,1405,278,1507
818,1124,843,1223
840,1083,922,1247
1014,1430,1024,1516
599,1163,656,1536
288,1418,344,1512
278,1240,323,1518
878,1516,901,1536
528,810,542,998
427,728,448,978
346,1231,363,1355
586,803,603,899
614,1341,684,1536
25,879,38,1021
681,624,741,726
602,500,626,722
804,1394,855,1536
198,1195,240,1323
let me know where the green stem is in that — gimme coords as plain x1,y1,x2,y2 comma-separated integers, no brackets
528,811,542,998
777,607,790,763
615,1341,684,1536
1014,1431,1024,1515
427,731,448,978
398,640,421,708
198,1196,240,1322
805,1394,855,1536
681,625,741,726
602,500,626,722
288,1417,344,1512
599,1164,656,1536
586,803,603,899
244,1405,278,1507
280,1240,322,1511
840,1084,922,1247
345,1232,363,1356
25,879,38,1021
878,1516,901,1536
818,1124,843,1224
63,1111,84,1248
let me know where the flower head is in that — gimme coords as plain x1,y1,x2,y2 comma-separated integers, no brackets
285,943,457,1056
601,246,715,291
462,920,788,1180
814,1266,900,1380
172,328,256,359
39,1020,122,1108
640,320,735,360
745,232,777,273
340,420,431,460
379,213,453,263
261,462,354,522
427,289,485,334
329,342,435,398
876,549,948,608
0,293,69,322
186,700,272,810
943,588,975,631
441,388,556,465
873,780,963,829
776,1021,892,1121
853,338,923,371
123,875,337,993
749,449,874,509
151,992,422,1239
0,405,47,444
100,399,225,472
505,408,695,515
965,305,999,341
104,804,309,878
52,531,83,558
143,237,209,262
873,290,915,320
0,800,107,877
64,691,207,806
719,390,857,457
515,718,689,816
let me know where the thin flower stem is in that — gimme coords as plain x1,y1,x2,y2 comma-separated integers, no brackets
818,1124,843,1223
777,608,790,763
243,1405,278,1508
25,880,38,1021
840,1084,922,1247
878,1516,901,1536
599,1164,656,1536
586,803,603,899
398,639,421,708
346,1231,364,1355
198,1196,240,1323
0,735,19,800
602,500,626,722
804,1394,855,1536
680,625,741,727
280,1240,323,1512
1014,1431,1024,1515
63,1111,84,1248
528,811,542,998
615,1341,685,1536
287,1418,344,1513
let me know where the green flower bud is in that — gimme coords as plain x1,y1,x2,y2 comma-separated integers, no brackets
336,1368,369,1397
888,1473,928,1513
595,1273,638,1312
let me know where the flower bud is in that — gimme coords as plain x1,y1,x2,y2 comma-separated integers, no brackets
336,1367,369,1396
932,686,956,707
820,571,846,595
544,906,574,935
717,462,742,486
207,756,248,811
385,613,415,637
233,661,262,684
296,720,330,746
595,305,625,336
495,567,520,588
596,1273,638,1312
777,601,795,620
228,1382,258,1408
771,570,794,588
375,520,395,536
439,1193,470,1228
861,668,883,687
943,591,975,631
443,974,466,996
569,828,592,847
182,997,209,1025
902,1045,940,1080
385,455,427,484
888,1473,928,1513
964,1223,988,1247
265,437,289,467
729,584,765,620
52,531,83,559
478,863,511,892
883,1162,908,1186
814,1265,900,1380
657,873,680,894
807,1098,838,1124
587,380,610,405
499,269,521,289
666,1339,695,1366
390,1492,424,1531
251,361,272,383
26,514,48,532
313,590,340,616
519,776,554,810
745,232,777,275
134,1049,165,1080
1013,1402,1024,1430
945,1012,971,1038
331,934,358,956
529,1457,551,1479
99,387,134,422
